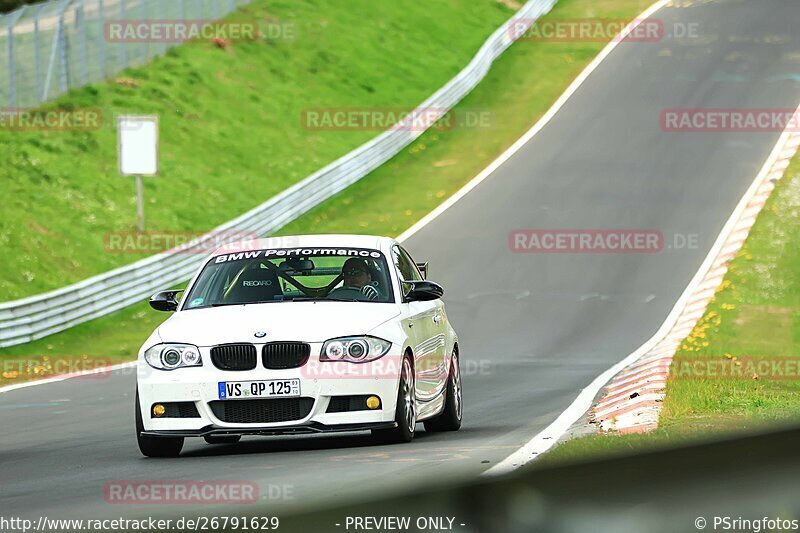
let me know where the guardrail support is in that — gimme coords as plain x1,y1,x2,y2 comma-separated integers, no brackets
77,0,88,85
34,4,47,105
6,6,27,109
119,0,126,68
57,10,68,92
8,0,254,110
98,0,107,77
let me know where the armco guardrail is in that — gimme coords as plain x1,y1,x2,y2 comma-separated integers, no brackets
0,0,557,348
1,0,253,109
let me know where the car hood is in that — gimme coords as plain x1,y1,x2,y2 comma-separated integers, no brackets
156,302,402,346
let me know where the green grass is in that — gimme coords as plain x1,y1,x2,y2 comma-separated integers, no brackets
0,0,515,301
540,154,800,466
0,0,652,385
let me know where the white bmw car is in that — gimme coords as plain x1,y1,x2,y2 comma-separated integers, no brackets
135,235,462,457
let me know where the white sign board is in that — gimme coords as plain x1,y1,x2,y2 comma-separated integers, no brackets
118,115,159,176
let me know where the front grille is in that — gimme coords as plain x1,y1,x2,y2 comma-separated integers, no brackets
262,342,311,369
326,395,378,413
209,398,314,424
153,402,200,418
211,344,257,371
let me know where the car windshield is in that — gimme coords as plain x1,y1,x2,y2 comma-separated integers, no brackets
182,247,394,309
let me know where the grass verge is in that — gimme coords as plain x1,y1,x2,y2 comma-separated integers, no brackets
538,152,800,466
0,0,652,386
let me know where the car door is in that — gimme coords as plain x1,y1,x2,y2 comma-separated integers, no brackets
393,246,446,402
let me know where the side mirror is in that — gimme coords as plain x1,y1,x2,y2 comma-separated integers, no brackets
149,290,182,312
403,280,444,302
416,262,429,279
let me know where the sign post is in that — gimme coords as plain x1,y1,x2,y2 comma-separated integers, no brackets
118,115,159,231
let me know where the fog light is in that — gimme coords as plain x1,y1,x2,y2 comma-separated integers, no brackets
152,404,166,417
366,396,381,410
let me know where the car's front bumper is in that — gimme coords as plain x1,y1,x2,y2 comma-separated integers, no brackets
140,421,397,438
137,354,401,435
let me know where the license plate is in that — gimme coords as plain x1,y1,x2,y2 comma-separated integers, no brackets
218,379,300,399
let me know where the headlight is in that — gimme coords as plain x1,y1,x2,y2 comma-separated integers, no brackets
144,344,203,370
320,336,391,363
325,341,346,360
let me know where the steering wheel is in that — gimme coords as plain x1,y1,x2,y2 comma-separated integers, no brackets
259,261,342,298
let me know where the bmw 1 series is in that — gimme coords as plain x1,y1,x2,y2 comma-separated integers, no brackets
135,234,462,457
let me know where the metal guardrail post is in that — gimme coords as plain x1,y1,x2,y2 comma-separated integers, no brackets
3,0,251,110
77,0,88,85
6,18,13,109
140,0,146,61
6,7,27,109
98,0,107,77
157,0,166,55
119,0,126,68
57,9,68,92
41,0,71,104
34,4,47,105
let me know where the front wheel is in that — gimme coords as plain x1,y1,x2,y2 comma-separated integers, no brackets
372,355,416,443
135,390,184,458
423,350,462,432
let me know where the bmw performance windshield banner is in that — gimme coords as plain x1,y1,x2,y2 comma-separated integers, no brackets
213,247,384,263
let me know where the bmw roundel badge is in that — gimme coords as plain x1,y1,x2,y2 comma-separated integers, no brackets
254,331,267,338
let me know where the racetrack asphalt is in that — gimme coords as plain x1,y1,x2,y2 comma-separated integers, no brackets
2,0,799,524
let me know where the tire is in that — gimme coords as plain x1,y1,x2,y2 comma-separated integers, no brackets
135,390,184,458
372,354,416,444
204,435,241,445
423,350,462,433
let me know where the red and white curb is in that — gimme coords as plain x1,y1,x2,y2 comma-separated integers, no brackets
591,128,800,434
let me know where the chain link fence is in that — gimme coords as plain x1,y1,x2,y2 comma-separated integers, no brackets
0,0,251,109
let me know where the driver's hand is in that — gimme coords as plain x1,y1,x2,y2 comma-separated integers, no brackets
360,284,379,301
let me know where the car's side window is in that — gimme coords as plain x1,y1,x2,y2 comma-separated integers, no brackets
392,245,423,282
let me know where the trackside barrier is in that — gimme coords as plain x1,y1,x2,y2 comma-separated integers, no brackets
0,0,254,109
0,0,558,347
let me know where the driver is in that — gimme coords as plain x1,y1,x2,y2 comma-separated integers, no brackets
338,257,380,300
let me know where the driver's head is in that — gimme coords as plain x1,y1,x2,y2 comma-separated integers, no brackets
342,258,371,288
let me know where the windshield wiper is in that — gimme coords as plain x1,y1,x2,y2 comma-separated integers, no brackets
210,300,281,307
291,297,359,303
